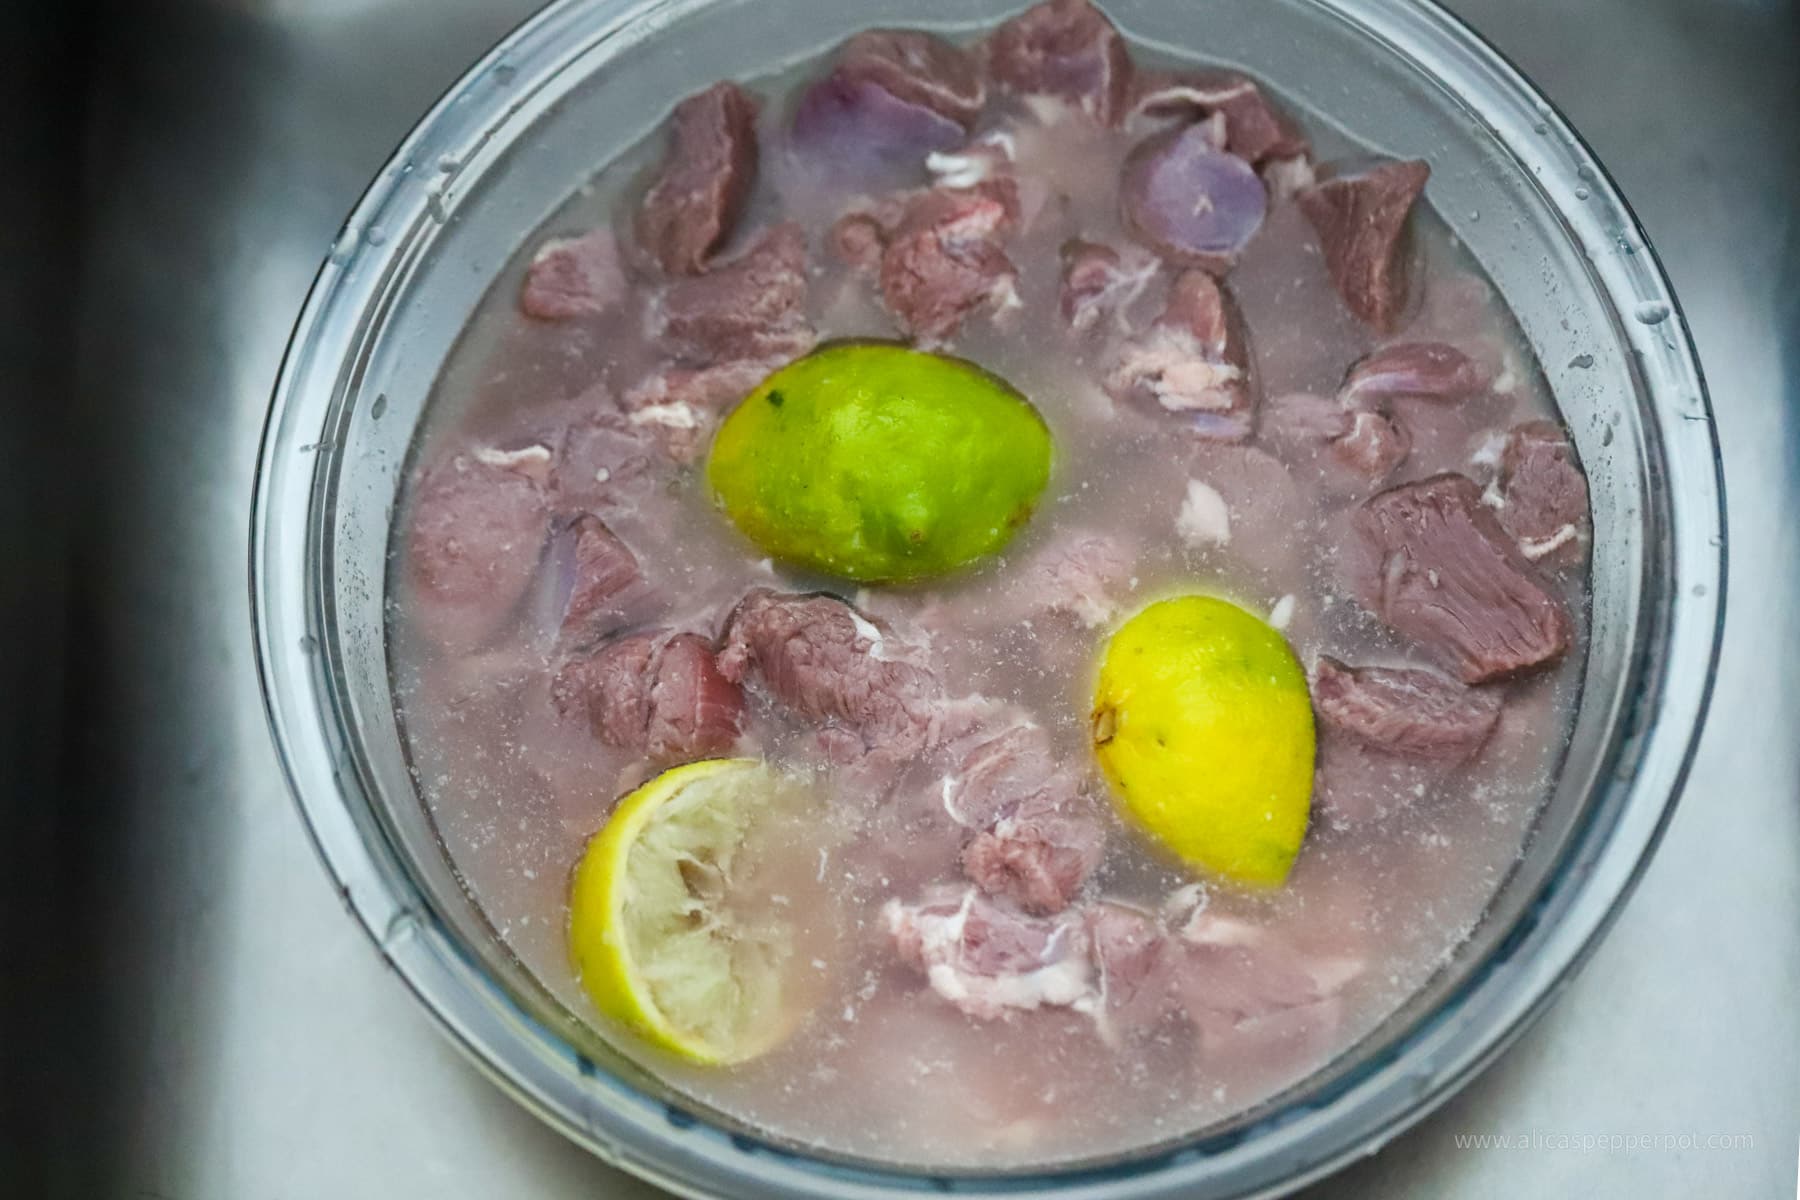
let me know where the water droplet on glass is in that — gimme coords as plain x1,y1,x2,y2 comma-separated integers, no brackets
1634,300,1670,324
1467,209,1481,222
494,62,518,85
371,393,389,420
299,634,319,654
1568,353,1595,370
427,189,449,225
1533,122,1548,135
1600,425,1615,447
436,154,460,174
1574,186,1590,201
364,225,388,247
1691,584,1708,598
328,232,356,263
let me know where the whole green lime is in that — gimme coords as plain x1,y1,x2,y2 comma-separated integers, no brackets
706,343,1054,582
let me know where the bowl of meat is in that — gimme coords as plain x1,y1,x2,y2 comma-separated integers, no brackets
250,0,1724,1195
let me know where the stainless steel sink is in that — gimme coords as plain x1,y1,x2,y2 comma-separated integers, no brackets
14,0,1796,1195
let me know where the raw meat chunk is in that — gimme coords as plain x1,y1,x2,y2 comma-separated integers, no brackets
837,30,986,128
650,223,816,365
1499,419,1589,566
962,786,1105,915
1297,158,1430,332
1107,270,1253,440
1086,903,1177,1037
519,230,627,320
1121,124,1267,272
552,630,745,762
540,514,652,646
1129,69,1308,164
870,181,1022,345
1058,237,1157,332
718,588,944,755
1349,473,1572,682
404,446,551,652
1312,655,1503,761
1174,911,1362,1053
985,0,1134,125
885,886,1096,1019
1341,341,1487,407
636,82,760,275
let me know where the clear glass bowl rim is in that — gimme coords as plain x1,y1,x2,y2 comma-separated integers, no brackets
250,0,1726,1196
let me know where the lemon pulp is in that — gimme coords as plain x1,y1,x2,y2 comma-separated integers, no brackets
567,758,824,1065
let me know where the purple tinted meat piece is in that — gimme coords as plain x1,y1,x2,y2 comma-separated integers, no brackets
1297,158,1430,332
871,181,1022,345
404,447,551,652
790,73,967,181
1500,420,1589,566
1121,124,1268,272
1058,237,1158,333
553,630,744,762
1086,903,1177,1036
838,30,986,127
651,223,816,365
1333,410,1411,479
1129,69,1308,165
1106,270,1254,440
551,404,658,515
519,230,628,321
553,631,657,747
636,82,760,276
1310,656,1499,827
1341,341,1487,407
1349,473,1573,682
542,514,652,646
829,212,889,272
1313,656,1501,761
884,886,1095,1019
985,0,1134,125
961,784,1105,915
717,588,944,755
645,633,748,760
940,715,1064,829
1172,912,1362,1060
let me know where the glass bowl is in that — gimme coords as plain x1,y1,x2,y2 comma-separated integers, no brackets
250,0,1725,1195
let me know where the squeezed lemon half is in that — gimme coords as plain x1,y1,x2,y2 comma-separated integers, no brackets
1092,595,1315,888
567,758,824,1065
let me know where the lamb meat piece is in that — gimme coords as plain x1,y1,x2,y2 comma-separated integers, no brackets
1120,124,1268,273
635,82,760,276
884,886,1096,1019
939,714,1064,828
1129,69,1309,165
1013,528,1134,628
1058,237,1158,333
829,211,889,273
873,181,1022,345
790,71,966,181
1348,473,1573,682
404,446,552,652
717,588,944,755
1106,269,1254,440
1297,158,1430,332
1340,341,1487,407
1310,655,1503,827
551,406,658,516
1086,903,1179,1037
1312,655,1503,762
837,29,986,128
1499,419,1589,566
1262,384,1411,495
962,784,1106,915
650,223,816,366
519,229,628,321
538,514,654,646
984,0,1134,125
1173,912,1362,1059
552,629,744,762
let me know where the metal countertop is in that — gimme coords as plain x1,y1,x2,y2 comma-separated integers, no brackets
38,0,1799,1195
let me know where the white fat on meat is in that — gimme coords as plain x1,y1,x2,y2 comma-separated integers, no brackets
469,442,553,483
1519,523,1579,560
628,401,701,430
1176,478,1233,547
884,888,1097,1020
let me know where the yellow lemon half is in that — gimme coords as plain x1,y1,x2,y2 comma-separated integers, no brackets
1092,595,1314,887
